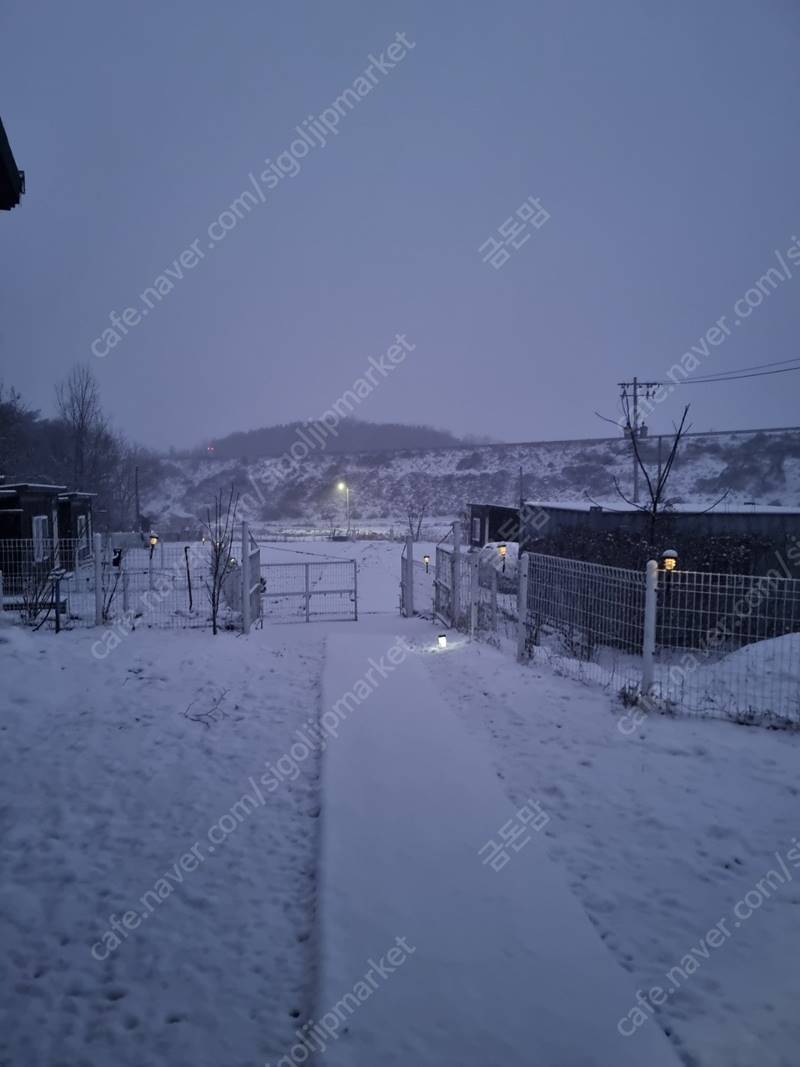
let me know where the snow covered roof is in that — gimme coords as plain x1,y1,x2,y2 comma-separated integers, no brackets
1,482,68,492
526,499,800,516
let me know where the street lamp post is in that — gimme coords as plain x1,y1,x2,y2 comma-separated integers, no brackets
337,481,350,536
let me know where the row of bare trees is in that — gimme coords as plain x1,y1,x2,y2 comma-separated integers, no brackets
0,363,162,530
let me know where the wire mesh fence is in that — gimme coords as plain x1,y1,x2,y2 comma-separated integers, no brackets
0,537,96,630
416,543,800,726
107,542,228,630
651,569,800,724
519,553,800,726
260,559,357,622
522,553,646,694
434,546,455,623
0,536,247,632
410,559,435,616
474,566,519,643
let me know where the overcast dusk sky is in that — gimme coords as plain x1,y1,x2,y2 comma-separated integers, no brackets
1,1,799,449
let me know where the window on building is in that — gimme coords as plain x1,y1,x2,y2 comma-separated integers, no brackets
32,515,49,562
472,517,482,542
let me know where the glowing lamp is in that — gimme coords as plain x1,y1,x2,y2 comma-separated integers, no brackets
499,543,508,572
149,534,159,547
437,633,447,650
661,548,678,572
423,554,431,573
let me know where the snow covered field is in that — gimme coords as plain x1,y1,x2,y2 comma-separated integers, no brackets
2,537,799,1067
425,640,800,1067
0,623,324,1067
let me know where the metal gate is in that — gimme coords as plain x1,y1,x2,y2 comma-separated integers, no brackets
259,559,357,622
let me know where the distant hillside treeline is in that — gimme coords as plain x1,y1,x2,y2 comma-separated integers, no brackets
199,418,476,460
147,429,800,532
0,368,162,531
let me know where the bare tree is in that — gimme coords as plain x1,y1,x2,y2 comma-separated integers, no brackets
402,467,435,540
200,485,239,635
611,402,691,542
0,383,38,479
55,363,107,487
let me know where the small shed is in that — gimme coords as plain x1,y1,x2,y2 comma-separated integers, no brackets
468,503,521,548
0,484,94,581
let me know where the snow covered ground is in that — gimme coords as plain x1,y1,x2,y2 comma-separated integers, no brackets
0,622,324,1067
2,536,799,1067
424,639,800,1067
317,631,680,1066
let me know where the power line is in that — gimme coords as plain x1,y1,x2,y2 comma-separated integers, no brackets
677,356,800,381
677,363,800,384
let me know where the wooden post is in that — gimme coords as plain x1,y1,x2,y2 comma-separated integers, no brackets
304,562,310,623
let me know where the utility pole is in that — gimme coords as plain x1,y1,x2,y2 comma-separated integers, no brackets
632,376,639,504
618,378,661,504
134,465,141,531
517,464,526,546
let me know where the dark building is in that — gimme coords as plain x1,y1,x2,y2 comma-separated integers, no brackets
0,484,94,581
470,500,800,575
468,503,521,548
0,115,24,210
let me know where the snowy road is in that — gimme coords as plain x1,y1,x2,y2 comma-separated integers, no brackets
316,631,680,1066
2,538,799,1067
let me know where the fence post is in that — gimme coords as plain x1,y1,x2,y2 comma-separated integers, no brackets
470,554,479,638
517,552,530,661
491,566,498,633
241,521,251,634
642,559,658,693
404,535,414,617
304,563,310,622
352,560,358,622
93,533,103,626
452,521,462,627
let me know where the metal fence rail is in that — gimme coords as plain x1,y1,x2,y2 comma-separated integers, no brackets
0,537,95,629
411,542,800,727
651,569,800,723
260,559,357,622
0,530,260,633
519,552,800,726
107,542,222,630
434,545,455,623
523,553,646,694
410,559,435,616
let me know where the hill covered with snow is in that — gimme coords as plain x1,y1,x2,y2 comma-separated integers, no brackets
145,428,800,531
